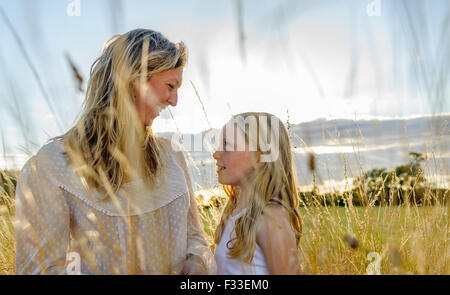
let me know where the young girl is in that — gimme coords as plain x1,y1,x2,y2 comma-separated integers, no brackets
213,112,302,275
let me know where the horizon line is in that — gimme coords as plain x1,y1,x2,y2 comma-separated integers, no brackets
154,111,450,135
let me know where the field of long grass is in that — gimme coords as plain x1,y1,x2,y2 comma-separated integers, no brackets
1,179,448,274
196,188,449,275
0,170,16,275
1,163,449,275
0,0,448,275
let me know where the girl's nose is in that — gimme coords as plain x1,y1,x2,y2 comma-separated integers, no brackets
213,151,220,160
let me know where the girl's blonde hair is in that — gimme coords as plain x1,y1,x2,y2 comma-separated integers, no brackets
59,29,187,195
214,112,302,263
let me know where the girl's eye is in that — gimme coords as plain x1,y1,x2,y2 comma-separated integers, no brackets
167,84,174,90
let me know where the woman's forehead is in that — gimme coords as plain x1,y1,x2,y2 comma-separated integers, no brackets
152,67,183,82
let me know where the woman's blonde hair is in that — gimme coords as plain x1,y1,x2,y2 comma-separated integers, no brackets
214,112,302,263
59,29,187,195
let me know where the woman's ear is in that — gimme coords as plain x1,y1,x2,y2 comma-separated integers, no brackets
132,79,149,101
132,80,139,100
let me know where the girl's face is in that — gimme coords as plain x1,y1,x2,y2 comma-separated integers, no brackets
213,122,260,186
132,67,183,127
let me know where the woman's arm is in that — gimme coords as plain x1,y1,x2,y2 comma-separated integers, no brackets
256,205,301,275
15,157,70,275
171,143,217,275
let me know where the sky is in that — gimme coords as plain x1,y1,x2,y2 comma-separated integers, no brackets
0,0,449,164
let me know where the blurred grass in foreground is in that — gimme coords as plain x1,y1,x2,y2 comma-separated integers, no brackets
0,0,448,275
194,182,448,275
0,165,449,274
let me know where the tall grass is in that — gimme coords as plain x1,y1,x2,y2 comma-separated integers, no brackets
193,180,449,275
0,170,16,275
1,145,449,275
0,1,448,275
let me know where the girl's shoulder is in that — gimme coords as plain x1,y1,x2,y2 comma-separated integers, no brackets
256,202,291,237
261,203,290,224
256,203,296,252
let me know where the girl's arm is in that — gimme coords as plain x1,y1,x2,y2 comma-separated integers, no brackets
256,204,301,275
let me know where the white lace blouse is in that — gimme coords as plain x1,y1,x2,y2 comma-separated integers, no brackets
14,138,216,275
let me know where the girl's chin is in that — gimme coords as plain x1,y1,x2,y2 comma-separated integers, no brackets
217,175,227,185
217,176,238,186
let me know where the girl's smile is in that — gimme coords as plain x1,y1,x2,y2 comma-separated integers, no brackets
216,163,226,172
213,121,261,186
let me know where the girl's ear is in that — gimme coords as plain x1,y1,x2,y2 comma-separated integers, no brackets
257,161,266,169
254,151,266,169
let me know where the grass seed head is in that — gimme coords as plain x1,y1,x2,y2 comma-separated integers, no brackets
344,233,359,249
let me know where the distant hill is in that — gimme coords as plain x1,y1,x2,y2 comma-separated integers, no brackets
158,113,449,190
2,114,448,190
288,114,449,147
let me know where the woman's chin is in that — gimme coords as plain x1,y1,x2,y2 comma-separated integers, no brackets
144,115,157,127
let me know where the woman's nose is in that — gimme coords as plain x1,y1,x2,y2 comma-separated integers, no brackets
168,92,178,106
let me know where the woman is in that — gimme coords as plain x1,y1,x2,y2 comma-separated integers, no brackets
14,29,215,274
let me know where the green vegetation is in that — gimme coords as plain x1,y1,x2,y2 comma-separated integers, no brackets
194,153,448,274
1,154,449,274
299,153,448,207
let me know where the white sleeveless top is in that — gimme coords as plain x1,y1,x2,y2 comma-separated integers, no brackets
214,208,270,275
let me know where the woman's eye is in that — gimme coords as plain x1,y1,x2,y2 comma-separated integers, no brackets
167,84,174,90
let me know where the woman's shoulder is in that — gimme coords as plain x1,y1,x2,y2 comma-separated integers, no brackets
17,138,68,187
35,138,66,165
38,137,65,155
158,136,186,166
20,138,66,175
158,136,184,153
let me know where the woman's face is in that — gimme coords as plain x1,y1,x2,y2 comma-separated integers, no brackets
212,122,259,186
132,67,183,127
